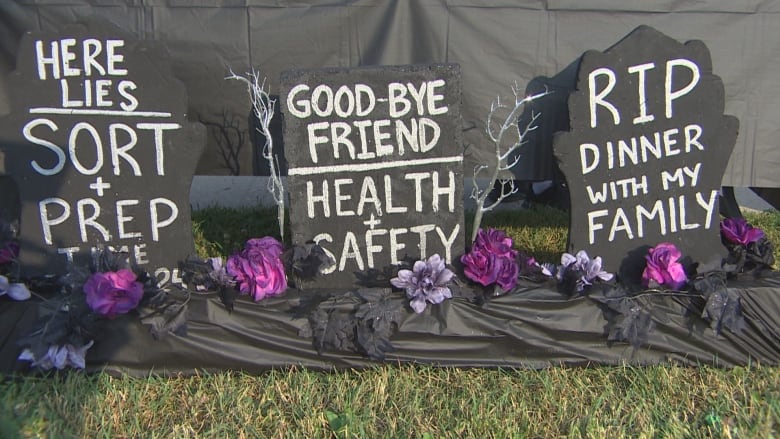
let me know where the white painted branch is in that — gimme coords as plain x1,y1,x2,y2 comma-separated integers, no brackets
227,69,286,240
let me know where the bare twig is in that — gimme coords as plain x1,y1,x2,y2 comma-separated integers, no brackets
470,86,550,242
226,69,285,240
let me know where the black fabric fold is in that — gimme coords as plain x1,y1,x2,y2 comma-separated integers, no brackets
3,273,778,376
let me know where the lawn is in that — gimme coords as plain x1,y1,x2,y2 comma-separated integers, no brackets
1,206,778,438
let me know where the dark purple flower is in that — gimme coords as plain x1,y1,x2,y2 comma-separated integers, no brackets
721,218,765,246
18,340,94,370
84,269,144,317
391,254,454,313
557,250,613,292
642,242,687,290
227,237,287,301
461,228,519,291
0,241,18,264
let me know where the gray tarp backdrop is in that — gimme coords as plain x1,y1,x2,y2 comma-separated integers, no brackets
2,0,780,188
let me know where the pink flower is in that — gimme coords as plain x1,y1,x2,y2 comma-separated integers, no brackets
227,237,287,301
461,228,519,291
641,242,687,290
84,269,144,318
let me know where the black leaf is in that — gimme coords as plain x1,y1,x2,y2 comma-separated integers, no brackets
746,237,775,271
219,286,238,312
138,301,189,339
558,265,586,297
608,303,655,348
282,241,336,282
309,306,358,354
354,258,415,289
17,293,101,356
136,289,190,339
702,289,745,335
179,256,218,290
353,290,404,359
92,246,131,272
592,287,655,348
355,325,395,360
692,271,727,294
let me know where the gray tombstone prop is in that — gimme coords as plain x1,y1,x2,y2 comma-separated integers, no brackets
281,64,465,289
0,20,206,285
553,26,738,283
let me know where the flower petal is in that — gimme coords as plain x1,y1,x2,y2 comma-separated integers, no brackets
410,297,427,313
7,283,31,301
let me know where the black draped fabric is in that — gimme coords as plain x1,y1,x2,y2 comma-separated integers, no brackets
2,273,778,376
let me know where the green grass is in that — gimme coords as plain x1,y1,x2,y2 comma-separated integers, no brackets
1,365,777,438
1,206,779,438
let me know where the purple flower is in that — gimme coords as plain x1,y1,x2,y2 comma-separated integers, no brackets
721,218,765,246
557,250,614,292
642,242,688,290
18,340,94,370
0,275,31,301
227,237,287,301
391,254,454,313
84,269,144,317
461,228,519,291
0,241,18,264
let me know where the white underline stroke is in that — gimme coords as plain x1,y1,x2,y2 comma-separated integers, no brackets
29,108,172,117
288,156,463,176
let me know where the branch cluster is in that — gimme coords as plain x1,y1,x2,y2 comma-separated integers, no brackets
227,69,286,240
470,86,550,241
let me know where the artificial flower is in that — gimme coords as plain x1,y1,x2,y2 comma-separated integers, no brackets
0,274,31,301
227,237,288,300
517,251,552,282
721,218,765,246
0,241,18,264
461,228,519,291
391,253,454,313
556,250,613,292
642,242,687,290
18,340,94,370
84,269,144,318
473,227,516,258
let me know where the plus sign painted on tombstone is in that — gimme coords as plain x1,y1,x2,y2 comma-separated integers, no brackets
89,177,112,197
363,213,382,229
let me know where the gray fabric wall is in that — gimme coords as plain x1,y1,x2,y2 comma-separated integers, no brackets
2,0,779,187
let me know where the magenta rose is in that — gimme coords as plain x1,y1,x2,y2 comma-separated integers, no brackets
721,218,765,246
473,228,517,258
227,237,288,301
461,228,519,291
493,255,520,291
641,242,687,290
84,269,144,318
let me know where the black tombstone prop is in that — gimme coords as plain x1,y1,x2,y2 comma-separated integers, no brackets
553,26,738,282
281,64,464,289
0,20,205,285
